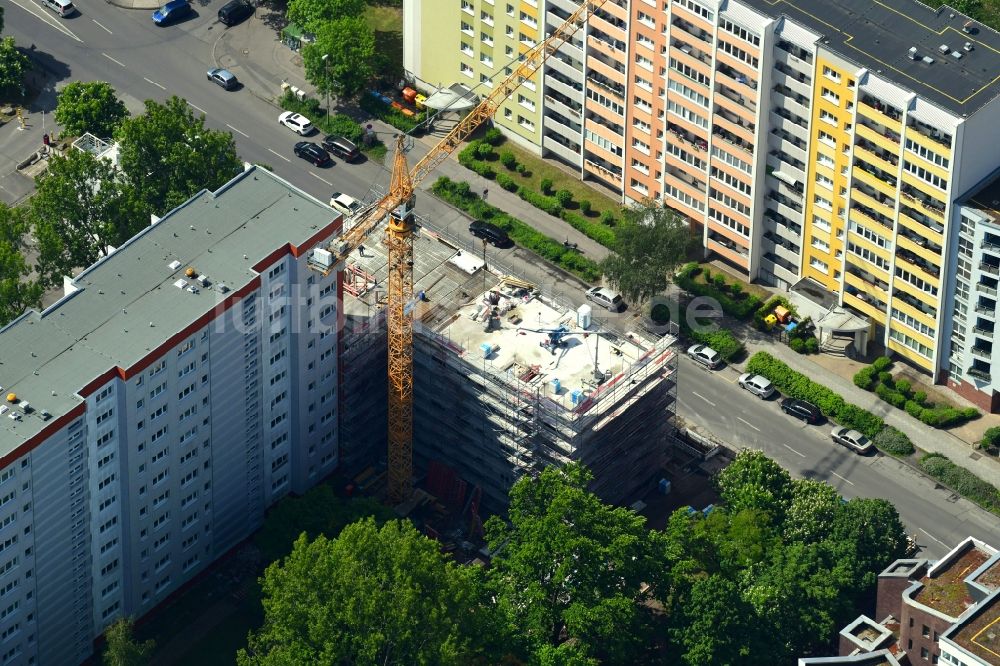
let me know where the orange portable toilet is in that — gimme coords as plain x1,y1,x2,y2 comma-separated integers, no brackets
773,305,790,324
401,87,417,104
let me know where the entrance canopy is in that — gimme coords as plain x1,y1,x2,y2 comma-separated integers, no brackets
423,83,480,112
788,278,871,355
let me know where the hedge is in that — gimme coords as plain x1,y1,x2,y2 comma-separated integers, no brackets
873,426,915,456
686,328,744,361
981,426,1000,449
431,177,601,281
746,351,884,437
919,453,1000,515
675,263,763,320
852,358,980,428
359,94,427,133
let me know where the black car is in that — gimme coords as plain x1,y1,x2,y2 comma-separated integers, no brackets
218,0,253,25
322,136,360,162
293,142,331,167
469,220,510,246
780,397,822,424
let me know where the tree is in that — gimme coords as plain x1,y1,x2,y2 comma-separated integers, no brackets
670,574,755,666
484,464,660,663
286,0,365,33
54,81,129,139
102,617,155,666
0,204,41,326
714,449,793,523
826,497,908,599
115,96,242,215
239,519,494,666
29,150,146,288
0,37,29,101
784,478,842,544
303,17,376,101
599,200,693,304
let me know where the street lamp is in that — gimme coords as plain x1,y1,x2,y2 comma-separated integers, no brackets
321,54,331,118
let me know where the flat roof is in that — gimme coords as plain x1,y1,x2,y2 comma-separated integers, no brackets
0,166,339,456
963,167,1000,220
740,0,1000,116
915,544,990,616
949,592,1000,663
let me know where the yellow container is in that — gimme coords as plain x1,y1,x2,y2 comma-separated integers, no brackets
415,94,427,111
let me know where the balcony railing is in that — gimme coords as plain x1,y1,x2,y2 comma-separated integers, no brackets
981,262,1000,275
860,95,902,122
968,367,992,381
978,282,998,297
974,326,996,336
972,347,993,359
975,304,996,316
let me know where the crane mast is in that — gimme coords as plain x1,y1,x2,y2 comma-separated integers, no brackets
320,0,612,504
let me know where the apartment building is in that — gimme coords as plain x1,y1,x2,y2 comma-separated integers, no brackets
404,0,1000,408
800,536,1000,666
0,166,343,664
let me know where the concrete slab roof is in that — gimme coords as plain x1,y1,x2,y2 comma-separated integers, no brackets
741,0,1000,116
0,166,340,457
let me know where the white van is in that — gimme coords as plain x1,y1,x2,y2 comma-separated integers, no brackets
329,192,361,217
42,0,76,16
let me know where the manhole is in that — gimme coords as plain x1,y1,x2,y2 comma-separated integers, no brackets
970,452,982,460
243,49,250,56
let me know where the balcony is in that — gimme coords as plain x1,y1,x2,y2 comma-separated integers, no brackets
856,116,901,146
898,204,944,237
543,134,581,164
983,233,1000,252
583,156,622,185
671,38,711,66
668,122,708,150
975,299,996,316
588,29,625,53
972,346,993,359
714,125,753,154
714,106,755,138
860,94,903,123
981,261,1000,276
855,138,899,172
763,208,801,235
672,16,711,43
716,83,757,113
586,70,624,98
978,281,999,297
717,63,757,90
897,248,940,279
767,190,802,213
906,118,952,149
968,366,992,381
854,183,896,217
773,62,810,96
776,39,813,64
974,322,996,335
665,165,706,193
851,202,893,231
897,226,942,254
545,90,582,119
769,127,806,152
893,290,937,318
846,264,889,292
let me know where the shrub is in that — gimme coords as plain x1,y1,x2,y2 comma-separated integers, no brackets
712,273,727,289
913,391,927,405
600,210,616,226
676,267,763,320
789,338,806,353
895,379,911,395
854,367,875,390
579,200,592,215
962,407,980,419
874,427,915,456
475,142,494,159
877,371,893,385
981,426,1000,448
483,127,504,145
540,178,553,194
919,453,1000,515
359,94,427,133
905,400,923,418
804,337,819,354
560,211,617,248
496,173,518,192
518,188,562,217
875,383,907,408
685,327,744,361
729,283,744,298
499,150,517,169
554,189,573,207
872,356,892,372
326,113,365,144
516,163,527,175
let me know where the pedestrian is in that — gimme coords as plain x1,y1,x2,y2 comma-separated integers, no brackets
358,245,366,257
483,188,489,200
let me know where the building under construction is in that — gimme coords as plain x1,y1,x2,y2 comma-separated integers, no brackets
340,226,678,513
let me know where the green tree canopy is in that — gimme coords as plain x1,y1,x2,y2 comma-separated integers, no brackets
54,81,129,139
102,617,155,666
115,96,242,215
286,0,365,32
784,478,842,544
599,200,693,304
29,149,146,289
303,17,376,100
670,574,756,666
0,204,41,326
0,36,28,101
239,518,494,666
714,449,794,522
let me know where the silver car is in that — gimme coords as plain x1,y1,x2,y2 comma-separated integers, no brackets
687,344,721,369
831,427,874,454
738,373,776,399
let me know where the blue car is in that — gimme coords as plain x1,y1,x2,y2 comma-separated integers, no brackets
152,0,192,25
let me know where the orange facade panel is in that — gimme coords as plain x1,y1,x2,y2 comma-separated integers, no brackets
706,237,750,269
588,118,623,144
585,98,625,126
664,170,706,203
588,56,626,85
584,137,624,165
669,46,714,82
714,50,757,84
707,219,750,249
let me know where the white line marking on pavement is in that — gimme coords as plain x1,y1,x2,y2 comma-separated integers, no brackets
783,443,806,458
737,417,760,432
310,172,334,186
919,528,948,548
143,77,166,91
102,53,125,67
690,391,715,407
10,0,82,40
267,149,291,163
187,102,207,115
831,471,855,486
92,19,113,34
226,124,249,138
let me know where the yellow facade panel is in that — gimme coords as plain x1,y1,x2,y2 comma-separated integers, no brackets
854,145,898,177
857,101,902,134
904,129,952,159
854,166,897,199
844,291,887,322
897,210,944,244
896,233,942,265
893,280,938,310
851,188,895,220
887,339,934,371
901,173,947,204
895,256,941,289
892,298,937,330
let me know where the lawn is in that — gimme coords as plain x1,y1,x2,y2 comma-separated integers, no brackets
692,261,771,301
365,5,403,32
923,0,1000,32
366,6,403,83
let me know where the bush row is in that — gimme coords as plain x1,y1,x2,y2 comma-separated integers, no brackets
675,264,763,319
746,351,885,438
853,358,979,428
686,327,744,361
431,177,601,281
359,94,427,133
919,453,1000,515
872,427,916,456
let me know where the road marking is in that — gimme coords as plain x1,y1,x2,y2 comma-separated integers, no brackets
143,77,166,91
9,0,82,41
919,528,948,548
267,149,292,163
92,18,113,34
310,172,334,186
736,417,760,432
187,102,207,115
690,391,715,407
226,124,249,138
831,471,855,486
783,443,806,458
102,53,126,68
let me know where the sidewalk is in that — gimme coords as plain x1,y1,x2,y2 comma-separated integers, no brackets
108,0,159,8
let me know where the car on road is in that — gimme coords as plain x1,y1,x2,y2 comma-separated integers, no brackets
152,0,192,25
738,373,776,399
293,142,331,167
780,397,822,424
329,192,362,217
218,0,253,25
322,136,361,162
687,344,722,369
586,287,625,312
41,0,75,17
278,112,313,136
206,68,238,90
469,220,510,247
831,426,874,454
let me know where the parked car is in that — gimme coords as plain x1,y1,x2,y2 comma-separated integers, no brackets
152,0,192,25
329,192,362,217
41,0,75,17
322,136,361,162
780,398,822,424
218,0,253,25
738,373,776,399
206,68,238,90
278,111,313,135
586,286,625,312
831,426,874,454
687,344,722,369
469,220,510,247
293,142,331,167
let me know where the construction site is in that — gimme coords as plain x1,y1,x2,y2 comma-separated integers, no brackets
337,223,679,518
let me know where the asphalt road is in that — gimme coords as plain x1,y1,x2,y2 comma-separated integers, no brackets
8,1,1000,557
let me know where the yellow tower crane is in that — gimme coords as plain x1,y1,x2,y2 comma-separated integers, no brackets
320,0,612,504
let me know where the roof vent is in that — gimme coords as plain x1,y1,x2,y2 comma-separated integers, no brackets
197,275,209,287
186,286,200,294
939,44,950,53
185,267,196,278
908,47,918,60
216,283,230,294
951,51,963,59
923,56,936,64
174,279,188,290
963,20,974,33
168,260,182,271
39,410,51,421
964,42,973,51
18,401,32,414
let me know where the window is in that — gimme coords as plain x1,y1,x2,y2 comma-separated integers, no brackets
821,87,840,105
895,267,939,296
635,53,654,71
176,339,195,357
635,10,655,28
811,236,830,253
851,222,891,249
667,143,706,170
460,62,473,77
816,174,834,190
719,18,760,46
709,188,749,216
669,58,710,87
667,101,707,128
848,242,889,270
587,88,624,115
820,109,838,126
712,147,751,174
893,309,935,337
814,195,833,212
460,21,473,36
904,139,949,168
818,130,836,148
718,39,758,67
675,0,713,21
903,160,947,190
667,79,708,107
708,208,749,237
823,65,841,83
810,257,829,274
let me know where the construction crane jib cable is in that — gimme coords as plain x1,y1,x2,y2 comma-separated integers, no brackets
310,0,612,505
